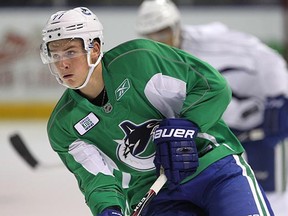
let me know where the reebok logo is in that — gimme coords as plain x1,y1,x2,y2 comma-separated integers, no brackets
115,78,130,101
154,128,196,139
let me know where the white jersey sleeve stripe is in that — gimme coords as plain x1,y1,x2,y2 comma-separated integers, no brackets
69,139,113,176
144,73,186,118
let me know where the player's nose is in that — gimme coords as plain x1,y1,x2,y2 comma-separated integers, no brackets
58,59,70,70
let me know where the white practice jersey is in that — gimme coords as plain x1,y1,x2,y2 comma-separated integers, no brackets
181,22,288,130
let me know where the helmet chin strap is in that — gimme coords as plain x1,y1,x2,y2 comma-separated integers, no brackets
55,49,103,90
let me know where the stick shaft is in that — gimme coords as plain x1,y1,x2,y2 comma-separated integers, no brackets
131,172,167,216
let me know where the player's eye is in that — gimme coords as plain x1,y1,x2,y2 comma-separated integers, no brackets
64,49,85,59
50,53,61,61
65,50,77,57
48,49,85,62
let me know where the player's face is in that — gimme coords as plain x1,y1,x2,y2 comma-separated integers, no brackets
48,38,89,88
144,27,174,47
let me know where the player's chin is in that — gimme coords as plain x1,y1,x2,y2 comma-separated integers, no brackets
63,79,79,89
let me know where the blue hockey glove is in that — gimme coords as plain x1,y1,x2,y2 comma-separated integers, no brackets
153,118,199,190
263,95,288,138
98,208,123,216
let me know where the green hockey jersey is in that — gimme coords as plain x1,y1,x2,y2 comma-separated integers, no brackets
47,39,244,215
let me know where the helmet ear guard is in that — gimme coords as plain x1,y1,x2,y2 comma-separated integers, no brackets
40,7,104,89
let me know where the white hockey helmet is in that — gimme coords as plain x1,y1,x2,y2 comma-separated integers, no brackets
136,0,181,35
40,7,104,89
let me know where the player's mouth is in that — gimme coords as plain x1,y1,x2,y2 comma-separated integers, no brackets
62,74,73,79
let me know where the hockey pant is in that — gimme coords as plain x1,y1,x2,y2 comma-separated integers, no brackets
141,154,274,216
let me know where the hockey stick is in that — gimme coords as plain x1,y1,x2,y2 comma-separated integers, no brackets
9,133,62,170
9,133,39,168
237,128,265,142
12,119,200,215
131,169,167,216
9,133,167,215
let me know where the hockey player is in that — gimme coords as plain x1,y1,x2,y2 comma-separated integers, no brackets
136,0,288,192
41,7,274,216
136,0,288,141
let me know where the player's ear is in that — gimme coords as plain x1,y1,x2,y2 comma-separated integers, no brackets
90,39,101,59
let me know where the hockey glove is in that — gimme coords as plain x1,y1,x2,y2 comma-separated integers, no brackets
153,118,199,190
263,95,288,138
98,207,123,216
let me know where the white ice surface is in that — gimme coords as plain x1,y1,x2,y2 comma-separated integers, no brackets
0,120,90,216
0,120,287,216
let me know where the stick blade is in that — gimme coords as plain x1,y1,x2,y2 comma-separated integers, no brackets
9,134,39,168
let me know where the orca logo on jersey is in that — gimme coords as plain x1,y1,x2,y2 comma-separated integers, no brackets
154,128,196,140
115,119,160,171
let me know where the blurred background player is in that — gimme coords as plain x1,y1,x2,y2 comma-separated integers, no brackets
136,0,288,193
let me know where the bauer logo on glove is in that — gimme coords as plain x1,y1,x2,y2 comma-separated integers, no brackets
153,118,199,190
154,128,197,140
